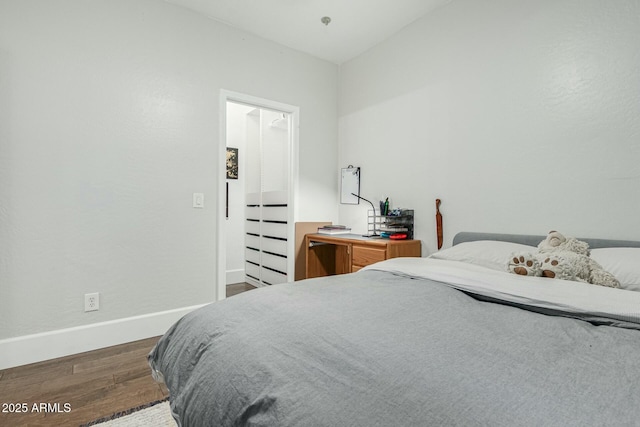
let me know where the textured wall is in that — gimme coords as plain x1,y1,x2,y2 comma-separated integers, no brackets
338,0,640,252
224,103,252,283
0,0,338,339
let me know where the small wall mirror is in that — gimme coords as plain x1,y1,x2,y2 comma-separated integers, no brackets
340,166,360,204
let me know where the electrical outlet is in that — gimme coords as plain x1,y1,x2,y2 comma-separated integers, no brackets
84,293,100,312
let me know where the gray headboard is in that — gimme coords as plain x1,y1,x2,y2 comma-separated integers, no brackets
453,232,640,249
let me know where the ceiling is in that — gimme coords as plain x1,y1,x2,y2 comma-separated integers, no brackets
164,0,451,64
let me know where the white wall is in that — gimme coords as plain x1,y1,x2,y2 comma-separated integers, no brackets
0,0,338,365
339,0,640,254
225,103,253,284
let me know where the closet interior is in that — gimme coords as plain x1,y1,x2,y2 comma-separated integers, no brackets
226,102,291,287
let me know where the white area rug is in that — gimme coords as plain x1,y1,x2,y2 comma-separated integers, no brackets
84,400,175,426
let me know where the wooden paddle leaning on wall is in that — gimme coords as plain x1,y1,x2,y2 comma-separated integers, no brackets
435,199,443,250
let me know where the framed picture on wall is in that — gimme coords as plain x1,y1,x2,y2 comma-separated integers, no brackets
226,147,238,179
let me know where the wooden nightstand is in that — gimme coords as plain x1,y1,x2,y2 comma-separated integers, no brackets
304,233,421,279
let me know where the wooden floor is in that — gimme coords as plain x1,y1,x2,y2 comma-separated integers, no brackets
0,283,256,427
226,281,257,297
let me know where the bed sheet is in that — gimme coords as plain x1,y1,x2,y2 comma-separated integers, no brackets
364,257,640,329
149,264,640,427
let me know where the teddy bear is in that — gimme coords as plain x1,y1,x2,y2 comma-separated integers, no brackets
507,230,620,288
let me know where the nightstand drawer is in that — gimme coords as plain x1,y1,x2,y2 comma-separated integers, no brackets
352,245,386,267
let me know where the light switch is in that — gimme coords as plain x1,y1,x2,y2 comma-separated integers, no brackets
193,193,204,208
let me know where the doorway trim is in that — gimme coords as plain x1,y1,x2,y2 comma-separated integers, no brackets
217,90,300,301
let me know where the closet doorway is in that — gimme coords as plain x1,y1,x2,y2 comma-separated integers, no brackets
217,90,299,300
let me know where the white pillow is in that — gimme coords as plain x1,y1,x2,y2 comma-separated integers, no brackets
590,248,640,292
429,240,536,271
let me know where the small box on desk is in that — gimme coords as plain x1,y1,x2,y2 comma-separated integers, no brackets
317,225,351,235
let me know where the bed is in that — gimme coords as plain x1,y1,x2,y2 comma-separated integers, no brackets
148,232,640,427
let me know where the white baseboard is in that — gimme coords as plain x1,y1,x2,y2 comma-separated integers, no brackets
0,304,207,370
226,268,245,285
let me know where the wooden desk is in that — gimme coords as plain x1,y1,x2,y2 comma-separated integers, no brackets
305,233,421,279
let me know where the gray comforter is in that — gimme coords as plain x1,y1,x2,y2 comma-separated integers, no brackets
148,270,640,427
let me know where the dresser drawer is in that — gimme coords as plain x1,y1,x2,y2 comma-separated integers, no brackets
352,245,386,267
